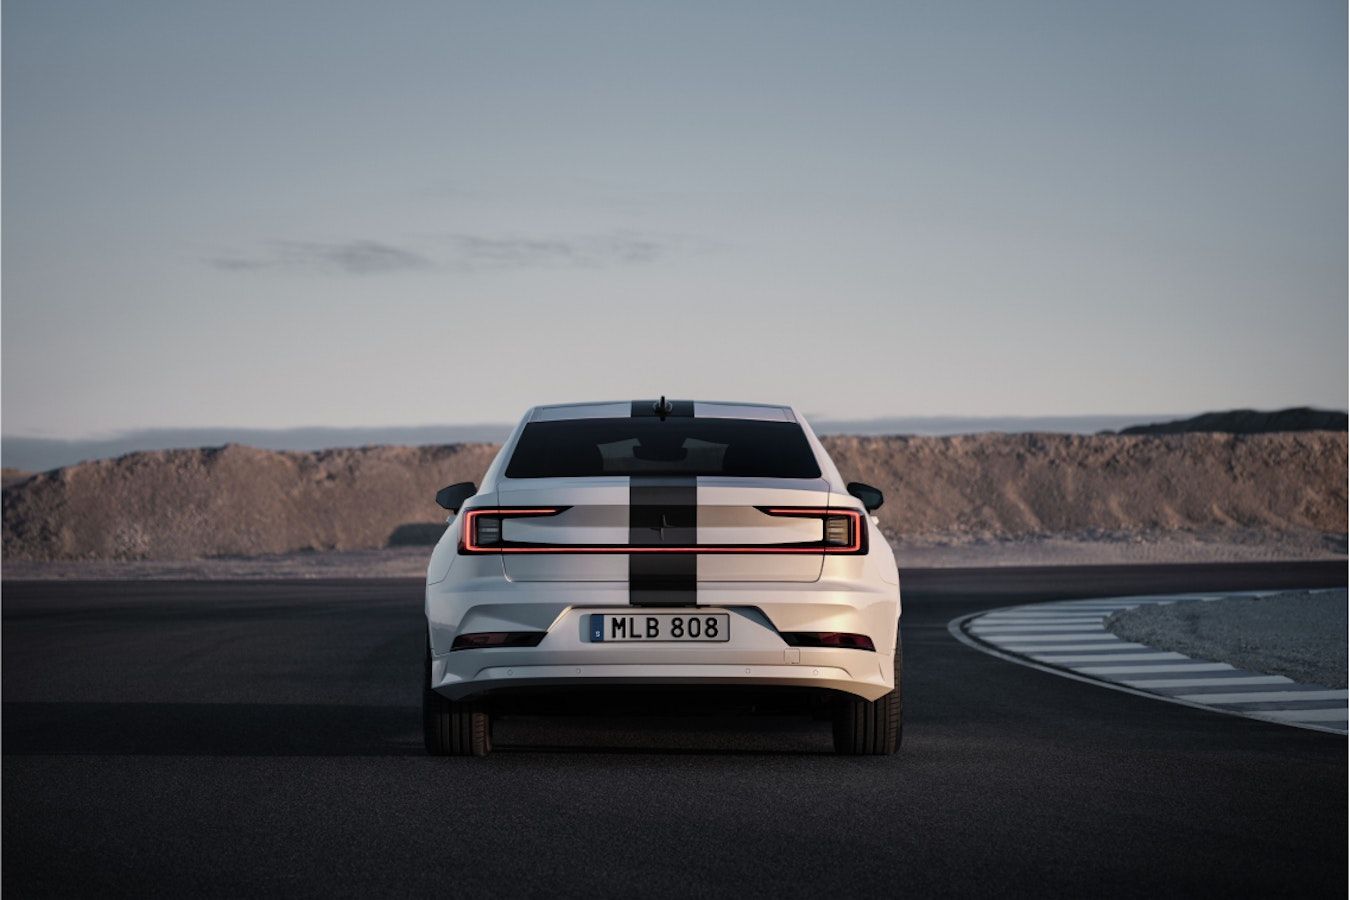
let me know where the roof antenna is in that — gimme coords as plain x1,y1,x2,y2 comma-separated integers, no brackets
653,395,674,420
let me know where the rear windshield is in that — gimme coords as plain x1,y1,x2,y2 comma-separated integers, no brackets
505,418,822,479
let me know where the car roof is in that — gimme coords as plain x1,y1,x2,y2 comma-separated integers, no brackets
529,400,797,423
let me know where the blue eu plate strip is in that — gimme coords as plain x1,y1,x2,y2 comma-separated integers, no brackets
590,614,604,642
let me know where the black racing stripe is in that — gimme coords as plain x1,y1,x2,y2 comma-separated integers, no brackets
628,476,697,607
631,399,695,417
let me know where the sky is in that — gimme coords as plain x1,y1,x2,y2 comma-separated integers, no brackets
2,0,1346,439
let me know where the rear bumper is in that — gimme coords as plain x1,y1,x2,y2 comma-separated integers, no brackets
426,575,900,701
430,655,891,701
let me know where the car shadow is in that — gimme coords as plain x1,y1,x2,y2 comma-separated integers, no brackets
489,713,836,756
2,702,838,757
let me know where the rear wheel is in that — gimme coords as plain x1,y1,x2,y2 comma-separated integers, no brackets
832,642,902,755
423,643,492,757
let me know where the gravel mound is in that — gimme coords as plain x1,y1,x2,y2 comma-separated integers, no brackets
2,443,497,560
1119,407,1346,435
1106,590,1348,688
825,431,1346,541
2,432,1345,562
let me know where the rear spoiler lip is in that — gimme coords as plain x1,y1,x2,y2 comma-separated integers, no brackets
458,507,866,555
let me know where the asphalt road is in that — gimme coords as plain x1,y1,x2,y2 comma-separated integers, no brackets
3,561,1346,897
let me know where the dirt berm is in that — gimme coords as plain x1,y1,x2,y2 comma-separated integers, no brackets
2,433,1345,561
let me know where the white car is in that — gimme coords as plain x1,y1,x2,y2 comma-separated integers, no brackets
423,399,902,755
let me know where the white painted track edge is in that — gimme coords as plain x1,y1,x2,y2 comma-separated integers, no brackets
947,601,1349,738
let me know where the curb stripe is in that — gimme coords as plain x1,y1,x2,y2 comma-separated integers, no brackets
1076,662,1234,675
1175,690,1348,704
1008,642,1152,652
1121,675,1293,688
970,624,1109,633
977,614,1108,620
976,618,1107,625
1035,652,1188,664
951,590,1347,736
986,633,1118,643
1259,708,1350,723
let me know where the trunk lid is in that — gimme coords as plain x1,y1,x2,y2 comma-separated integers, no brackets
498,477,830,583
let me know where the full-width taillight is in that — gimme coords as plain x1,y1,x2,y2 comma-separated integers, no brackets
459,506,865,554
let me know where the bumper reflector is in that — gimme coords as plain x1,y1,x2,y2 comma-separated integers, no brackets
780,632,876,651
451,632,547,651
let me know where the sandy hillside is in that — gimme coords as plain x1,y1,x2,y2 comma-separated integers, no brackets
2,432,1345,562
2,443,498,560
825,432,1346,540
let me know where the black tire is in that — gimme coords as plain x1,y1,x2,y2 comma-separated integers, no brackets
423,643,492,757
832,642,902,755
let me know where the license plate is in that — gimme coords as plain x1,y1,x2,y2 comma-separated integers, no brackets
590,613,730,642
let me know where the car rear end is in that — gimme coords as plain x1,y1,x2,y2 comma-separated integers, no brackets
424,400,901,755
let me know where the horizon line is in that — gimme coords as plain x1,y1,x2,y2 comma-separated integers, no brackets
12,407,1349,443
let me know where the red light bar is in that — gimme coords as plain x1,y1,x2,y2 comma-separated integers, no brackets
459,507,866,554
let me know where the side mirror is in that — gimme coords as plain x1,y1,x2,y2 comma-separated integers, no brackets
435,482,477,513
847,481,884,512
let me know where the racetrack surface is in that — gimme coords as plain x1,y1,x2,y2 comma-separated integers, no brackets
3,562,1346,897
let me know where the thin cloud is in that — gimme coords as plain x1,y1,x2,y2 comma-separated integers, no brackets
212,240,431,275
446,231,706,270
211,232,719,275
